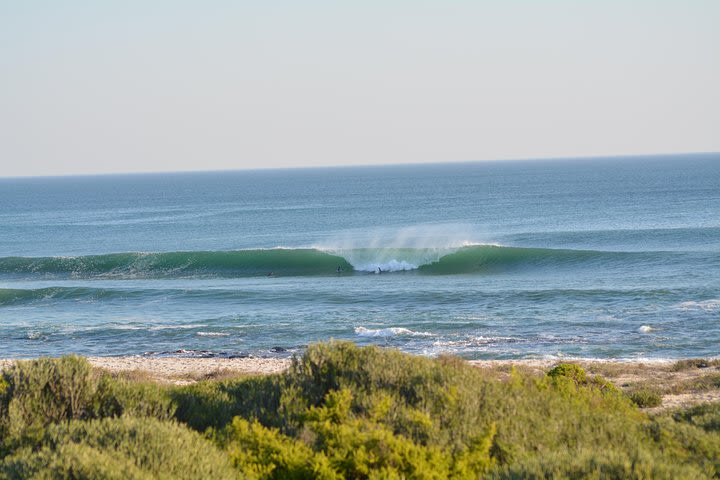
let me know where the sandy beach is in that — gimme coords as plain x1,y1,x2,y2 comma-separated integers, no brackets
2,355,718,411
0,356,292,385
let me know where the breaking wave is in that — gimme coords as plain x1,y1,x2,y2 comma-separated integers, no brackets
0,245,669,280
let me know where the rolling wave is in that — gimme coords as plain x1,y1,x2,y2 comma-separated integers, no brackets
0,249,350,279
0,245,672,280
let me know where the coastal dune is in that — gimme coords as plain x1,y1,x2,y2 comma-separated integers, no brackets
3,355,718,411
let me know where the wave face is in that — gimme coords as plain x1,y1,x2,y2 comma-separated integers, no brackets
0,249,350,279
0,245,676,279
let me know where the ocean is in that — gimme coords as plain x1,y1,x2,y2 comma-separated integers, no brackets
1,154,718,360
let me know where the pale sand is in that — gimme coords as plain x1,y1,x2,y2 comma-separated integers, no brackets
2,356,718,410
89,356,292,384
0,357,292,386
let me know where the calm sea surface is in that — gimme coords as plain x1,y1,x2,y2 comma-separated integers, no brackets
1,154,719,359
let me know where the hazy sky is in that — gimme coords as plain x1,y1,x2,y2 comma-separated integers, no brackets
1,1,718,176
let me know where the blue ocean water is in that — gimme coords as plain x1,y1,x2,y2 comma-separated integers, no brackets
1,154,719,359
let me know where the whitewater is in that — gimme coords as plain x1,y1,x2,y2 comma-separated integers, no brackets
1,154,719,359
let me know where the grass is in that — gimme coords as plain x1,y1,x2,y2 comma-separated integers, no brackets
627,387,663,408
1,342,720,478
673,359,720,372
101,366,249,384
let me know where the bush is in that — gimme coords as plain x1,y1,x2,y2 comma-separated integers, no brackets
284,341,498,450
671,402,720,433
0,416,236,480
95,377,176,420
547,363,588,385
215,388,495,479
2,344,720,478
306,388,495,479
628,388,663,408
493,447,710,479
172,374,284,432
280,343,712,477
1,356,98,443
216,417,337,479
647,412,720,477
0,356,176,451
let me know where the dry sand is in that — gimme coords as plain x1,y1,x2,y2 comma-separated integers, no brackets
0,357,292,386
2,356,718,411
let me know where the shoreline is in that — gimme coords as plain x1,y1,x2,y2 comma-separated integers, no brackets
2,355,719,411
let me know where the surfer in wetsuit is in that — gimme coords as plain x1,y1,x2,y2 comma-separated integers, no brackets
376,266,382,274
336,266,343,274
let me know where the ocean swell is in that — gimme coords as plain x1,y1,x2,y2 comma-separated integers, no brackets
0,245,671,280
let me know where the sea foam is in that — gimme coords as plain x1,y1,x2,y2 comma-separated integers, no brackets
354,326,433,338
196,331,231,337
677,299,720,311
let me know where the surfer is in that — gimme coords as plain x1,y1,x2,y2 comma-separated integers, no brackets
336,266,343,273
376,266,382,274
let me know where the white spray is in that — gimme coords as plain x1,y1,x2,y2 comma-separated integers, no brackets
315,223,491,272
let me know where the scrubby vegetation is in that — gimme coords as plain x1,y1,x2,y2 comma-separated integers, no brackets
673,359,720,371
627,387,663,409
1,342,719,479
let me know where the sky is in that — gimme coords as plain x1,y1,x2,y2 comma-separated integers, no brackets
1,1,718,177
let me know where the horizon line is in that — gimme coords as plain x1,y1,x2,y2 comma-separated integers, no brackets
2,150,717,180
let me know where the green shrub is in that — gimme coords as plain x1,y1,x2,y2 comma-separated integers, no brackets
216,417,337,479
2,356,98,443
301,388,473,479
547,363,588,385
0,356,176,451
1,416,236,480
281,342,715,477
628,388,663,408
2,442,152,480
215,388,495,479
0,376,9,397
172,374,284,432
646,413,720,477
493,447,710,479
95,377,175,420
0,377,9,454
284,341,498,450
2,344,720,478
671,402,720,433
